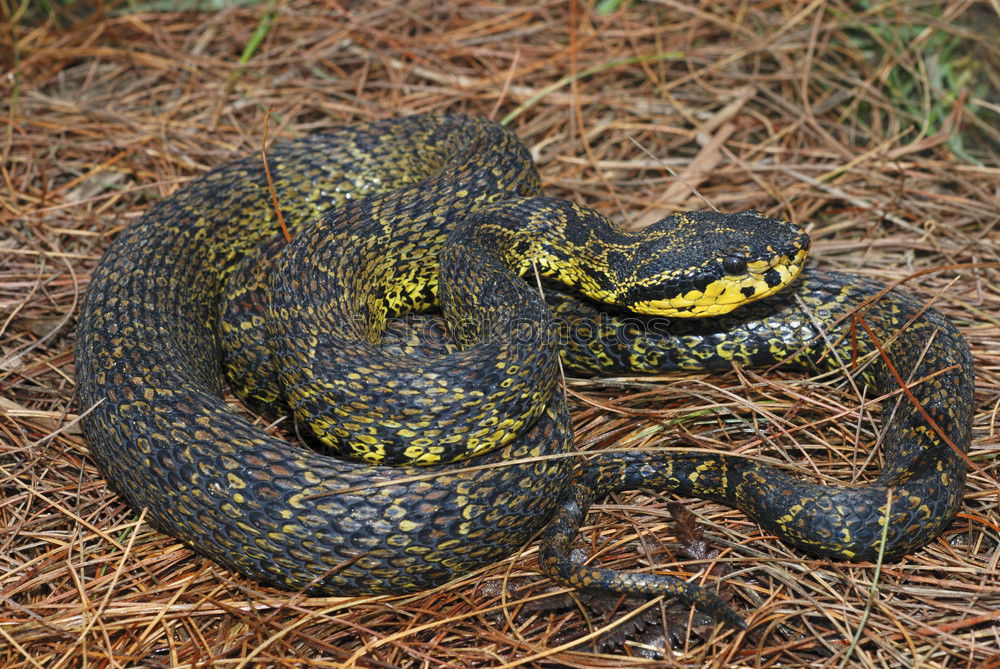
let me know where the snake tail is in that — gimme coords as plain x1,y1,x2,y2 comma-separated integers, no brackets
538,467,749,629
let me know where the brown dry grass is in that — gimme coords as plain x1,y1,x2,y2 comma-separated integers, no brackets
2,0,999,666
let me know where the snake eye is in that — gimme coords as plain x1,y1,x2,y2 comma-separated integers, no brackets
722,255,748,275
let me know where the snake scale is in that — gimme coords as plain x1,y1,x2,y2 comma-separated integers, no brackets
76,114,973,629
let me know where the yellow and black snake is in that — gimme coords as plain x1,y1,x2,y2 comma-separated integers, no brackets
76,114,973,629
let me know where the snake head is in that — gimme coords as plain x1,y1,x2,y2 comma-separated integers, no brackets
612,209,810,318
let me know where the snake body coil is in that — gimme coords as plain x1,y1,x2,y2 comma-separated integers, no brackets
76,115,973,627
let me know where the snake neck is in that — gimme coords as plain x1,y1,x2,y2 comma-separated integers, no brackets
444,197,626,309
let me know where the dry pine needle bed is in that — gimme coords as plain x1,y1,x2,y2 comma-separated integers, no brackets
1,1,999,666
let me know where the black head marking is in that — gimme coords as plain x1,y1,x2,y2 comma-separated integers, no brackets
763,267,782,288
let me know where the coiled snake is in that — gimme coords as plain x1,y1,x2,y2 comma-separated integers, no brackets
76,114,973,629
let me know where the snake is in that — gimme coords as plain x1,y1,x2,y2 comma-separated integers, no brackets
76,114,973,629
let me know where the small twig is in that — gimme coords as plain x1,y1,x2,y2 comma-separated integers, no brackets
627,136,719,214
261,108,291,243
854,315,972,469
841,488,893,666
